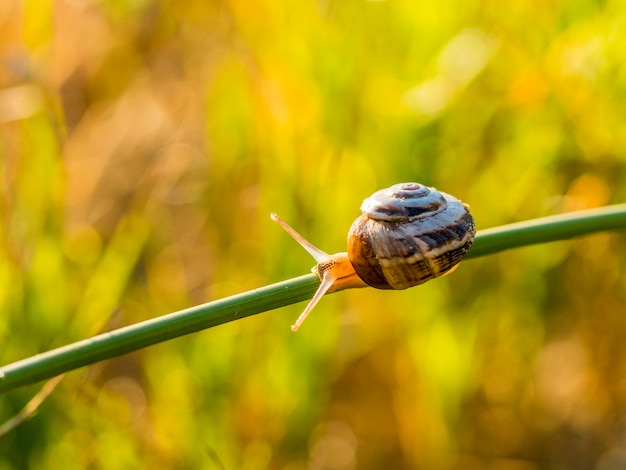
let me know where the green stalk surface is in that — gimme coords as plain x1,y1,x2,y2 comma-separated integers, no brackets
1,204,625,393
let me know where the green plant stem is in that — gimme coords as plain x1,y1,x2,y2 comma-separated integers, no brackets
1,204,625,394
465,204,626,259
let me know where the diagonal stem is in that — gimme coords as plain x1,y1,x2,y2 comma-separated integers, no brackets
0,204,625,394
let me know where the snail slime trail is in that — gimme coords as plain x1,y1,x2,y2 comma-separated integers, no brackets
272,182,475,331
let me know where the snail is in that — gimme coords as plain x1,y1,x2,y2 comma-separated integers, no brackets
271,182,476,331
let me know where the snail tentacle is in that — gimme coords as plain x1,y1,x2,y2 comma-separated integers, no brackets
270,213,329,262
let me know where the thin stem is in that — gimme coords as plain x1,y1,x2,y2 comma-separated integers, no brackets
0,274,320,393
0,204,625,394
465,204,626,259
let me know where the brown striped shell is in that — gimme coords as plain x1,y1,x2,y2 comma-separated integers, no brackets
347,182,475,290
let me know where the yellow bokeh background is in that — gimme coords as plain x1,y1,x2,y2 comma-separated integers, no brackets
1,0,626,468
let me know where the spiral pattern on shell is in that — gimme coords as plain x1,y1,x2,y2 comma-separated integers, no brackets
347,182,475,290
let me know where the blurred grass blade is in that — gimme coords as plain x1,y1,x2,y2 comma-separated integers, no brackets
0,375,64,437
0,204,625,394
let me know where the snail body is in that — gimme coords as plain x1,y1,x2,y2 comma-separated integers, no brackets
272,182,475,331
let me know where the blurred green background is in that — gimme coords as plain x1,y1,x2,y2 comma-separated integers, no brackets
1,0,626,468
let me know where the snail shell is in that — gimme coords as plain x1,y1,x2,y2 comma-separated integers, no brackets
347,182,475,290
271,182,475,331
